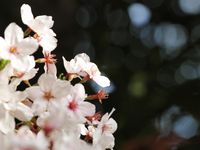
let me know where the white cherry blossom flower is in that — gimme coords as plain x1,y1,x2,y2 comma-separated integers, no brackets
0,23,38,79
26,73,71,115
93,108,117,150
63,53,110,87
59,83,95,123
21,4,57,51
0,22,38,60
97,108,117,135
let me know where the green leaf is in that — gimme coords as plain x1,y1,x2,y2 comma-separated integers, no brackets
0,59,10,71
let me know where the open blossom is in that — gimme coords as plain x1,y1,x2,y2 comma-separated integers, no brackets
21,4,57,52
59,83,96,123
0,23,38,71
63,53,110,87
0,23,38,58
26,73,71,115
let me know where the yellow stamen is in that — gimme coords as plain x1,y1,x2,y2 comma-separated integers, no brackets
9,47,17,53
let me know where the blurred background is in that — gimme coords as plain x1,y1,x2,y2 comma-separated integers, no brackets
1,0,200,149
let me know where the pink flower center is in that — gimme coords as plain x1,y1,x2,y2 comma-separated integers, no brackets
68,100,78,111
9,46,17,53
43,91,54,101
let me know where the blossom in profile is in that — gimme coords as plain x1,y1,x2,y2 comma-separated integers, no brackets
93,108,117,149
21,4,57,52
63,53,110,87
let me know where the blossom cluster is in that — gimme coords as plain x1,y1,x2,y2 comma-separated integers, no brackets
0,4,117,150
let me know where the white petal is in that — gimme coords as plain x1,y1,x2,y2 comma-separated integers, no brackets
9,78,22,90
0,37,9,59
17,125,35,138
0,105,15,134
78,102,96,117
73,84,86,100
52,81,72,99
62,57,78,73
79,124,88,135
32,100,48,115
4,23,23,45
85,63,100,77
0,84,13,102
36,131,49,149
93,75,110,87
38,74,56,92
39,34,57,51
21,68,38,80
98,134,115,149
11,55,35,72
9,102,33,121
16,37,38,55
26,86,43,101
104,118,118,134
62,56,70,72
44,63,57,78
0,64,13,84
75,53,90,63
35,15,54,29
20,4,34,25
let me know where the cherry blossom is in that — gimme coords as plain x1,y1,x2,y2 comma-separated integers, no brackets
0,23,38,72
0,3,117,149
21,4,57,52
0,23,38,58
63,53,110,87
59,83,96,123
93,108,117,149
26,73,71,115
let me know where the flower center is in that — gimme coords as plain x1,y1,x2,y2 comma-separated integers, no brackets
68,100,78,111
34,34,42,42
43,91,54,101
9,47,17,53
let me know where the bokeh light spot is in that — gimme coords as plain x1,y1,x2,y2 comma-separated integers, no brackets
128,3,151,27
179,0,200,15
